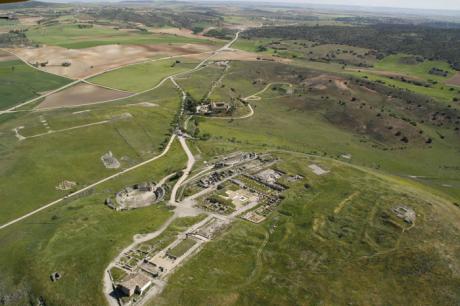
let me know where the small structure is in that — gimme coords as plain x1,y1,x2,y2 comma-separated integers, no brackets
108,182,164,211
392,205,416,224
56,180,77,191
256,169,283,184
101,151,120,169
211,102,230,113
196,104,211,115
117,272,152,297
309,164,329,176
192,218,228,240
50,272,61,282
287,174,304,182
140,261,162,278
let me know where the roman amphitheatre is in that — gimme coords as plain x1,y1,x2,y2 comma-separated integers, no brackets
0,2,459,306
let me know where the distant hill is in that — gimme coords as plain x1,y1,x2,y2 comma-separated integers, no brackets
0,1,60,9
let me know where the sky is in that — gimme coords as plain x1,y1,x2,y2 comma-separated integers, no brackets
38,0,460,11
283,0,460,10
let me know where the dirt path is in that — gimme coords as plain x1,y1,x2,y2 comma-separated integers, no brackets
2,31,241,115
0,51,211,115
0,134,177,231
24,119,110,140
243,82,292,101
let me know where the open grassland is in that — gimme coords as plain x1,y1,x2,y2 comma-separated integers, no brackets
0,60,70,110
89,58,199,92
0,140,188,306
175,63,225,101
234,38,460,106
235,38,376,66
27,24,220,49
374,54,456,81
151,154,460,306
189,61,460,200
0,81,180,224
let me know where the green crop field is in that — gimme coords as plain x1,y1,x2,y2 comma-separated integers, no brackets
27,24,220,49
0,81,181,224
89,59,199,92
0,60,70,110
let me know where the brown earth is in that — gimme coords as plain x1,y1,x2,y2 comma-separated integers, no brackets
18,16,43,26
149,27,218,41
0,50,17,62
8,43,218,79
36,83,131,109
446,72,460,86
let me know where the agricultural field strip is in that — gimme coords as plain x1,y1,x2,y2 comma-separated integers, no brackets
81,79,133,94
19,33,241,112
0,50,214,114
0,31,241,230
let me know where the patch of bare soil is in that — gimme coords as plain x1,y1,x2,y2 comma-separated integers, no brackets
0,50,16,62
446,72,460,86
8,43,218,79
18,16,43,26
37,83,131,109
303,74,349,91
149,27,217,40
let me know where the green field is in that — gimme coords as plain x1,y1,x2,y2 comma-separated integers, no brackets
375,54,456,81
27,24,220,49
1,7,460,306
0,81,181,224
151,154,460,305
167,238,197,258
0,60,70,110
0,139,188,305
234,39,460,106
187,61,460,200
90,59,199,92
176,63,225,101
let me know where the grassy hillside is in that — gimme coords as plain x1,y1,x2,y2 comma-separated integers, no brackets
0,140,187,306
152,154,460,305
0,81,180,224
189,61,460,200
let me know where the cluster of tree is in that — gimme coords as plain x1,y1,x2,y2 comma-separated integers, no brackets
429,67,449,77
204,28,236,40
243,24,460,70
184,93,198,113
0,30,30,48
86,8,222,31
335,16,460,29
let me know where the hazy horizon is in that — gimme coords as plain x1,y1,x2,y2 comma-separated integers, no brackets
36,0,460,12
